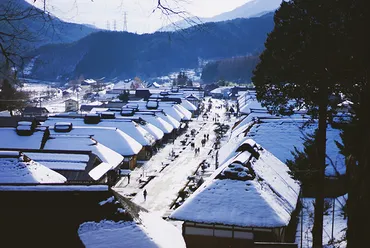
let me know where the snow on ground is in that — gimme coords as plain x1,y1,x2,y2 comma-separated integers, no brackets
114,99,229,217
296,195,347,248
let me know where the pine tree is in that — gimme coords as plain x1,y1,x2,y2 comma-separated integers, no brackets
286,131,323,194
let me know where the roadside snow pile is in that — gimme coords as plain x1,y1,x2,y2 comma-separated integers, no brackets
297,195,347,247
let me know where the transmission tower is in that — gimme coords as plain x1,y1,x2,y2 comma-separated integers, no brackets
106,20,110,30
123,12,128,31
113,19,117,31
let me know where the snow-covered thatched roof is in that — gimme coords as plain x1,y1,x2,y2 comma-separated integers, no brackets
44,118,155,147
0,151,66,184
46,126,142,156
170,140,300,228
0,128,44,149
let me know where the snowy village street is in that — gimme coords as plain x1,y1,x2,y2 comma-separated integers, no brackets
114,99,230,217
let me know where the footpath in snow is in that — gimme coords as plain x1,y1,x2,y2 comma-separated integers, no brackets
114,99,228,217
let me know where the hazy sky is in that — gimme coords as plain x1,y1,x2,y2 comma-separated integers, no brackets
26,0,252,33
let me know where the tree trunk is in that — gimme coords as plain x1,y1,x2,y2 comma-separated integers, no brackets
312,85,328,247
347,85,370,247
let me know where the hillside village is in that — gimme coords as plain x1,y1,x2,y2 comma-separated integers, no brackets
2,0,369,248
0,80,349,247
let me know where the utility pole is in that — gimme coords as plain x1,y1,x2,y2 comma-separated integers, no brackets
123,12,128,31
113,19,117,31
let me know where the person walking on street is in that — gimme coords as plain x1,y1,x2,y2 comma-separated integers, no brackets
143,189,147,201
127,174,130,184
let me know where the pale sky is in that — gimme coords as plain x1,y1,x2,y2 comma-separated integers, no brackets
26,0,252,33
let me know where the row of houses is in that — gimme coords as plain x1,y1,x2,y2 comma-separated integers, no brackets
161,91,348,247
0,150,185,247
0,89,203,247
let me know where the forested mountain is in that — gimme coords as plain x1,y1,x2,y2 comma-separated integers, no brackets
1,0,97,48
159,0,281,31
201,56,260,84
27,12,274,81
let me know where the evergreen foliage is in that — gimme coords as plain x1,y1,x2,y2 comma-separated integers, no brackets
201,55,259,83
286,131,322,192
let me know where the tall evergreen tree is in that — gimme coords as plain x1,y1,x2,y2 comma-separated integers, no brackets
252,1,345,246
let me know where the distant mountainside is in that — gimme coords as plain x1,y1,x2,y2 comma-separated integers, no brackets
159,0,281,32
1,0,97,49
201,55,260,84
26,12,274,81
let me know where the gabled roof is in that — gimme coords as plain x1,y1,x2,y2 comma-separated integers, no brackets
0,151,66,184
180,100,197,111
44,136,123,168
114,116,164,141
45,118,155,147
156,112,181,129
173,104,192,121
135,114,173,134
47,126,142,156
185,94,200,100
170,140,300,228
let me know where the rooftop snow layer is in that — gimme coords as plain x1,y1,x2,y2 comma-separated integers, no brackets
45,118,155,147
170,141,300,228
135,115,173,134
173,104,192,121
44,136,123,168
246,120,345,176
79,213,186,248
0,157,66,184
156,112,181,129
0,128,44,149
181,100,197,111
47,126,142,156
